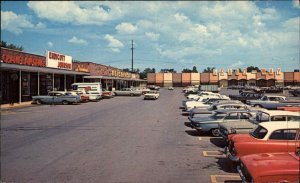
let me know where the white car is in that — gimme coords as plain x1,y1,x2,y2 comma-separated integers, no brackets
168,86,174,90
144,90,159,100
185,94,230,111
186,91,218,100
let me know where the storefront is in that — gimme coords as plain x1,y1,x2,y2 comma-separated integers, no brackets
0,48,89,104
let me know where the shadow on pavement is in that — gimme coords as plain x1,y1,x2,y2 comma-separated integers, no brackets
210,137,227,148
184,122,191,127
216,157,239,173
185,130,209,137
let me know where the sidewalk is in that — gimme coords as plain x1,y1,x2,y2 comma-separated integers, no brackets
1,101,33,109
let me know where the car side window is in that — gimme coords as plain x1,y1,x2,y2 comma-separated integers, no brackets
287,116,300,121
269,129,297,140
271,116,286,121
240,113,250,119
224,113,239,120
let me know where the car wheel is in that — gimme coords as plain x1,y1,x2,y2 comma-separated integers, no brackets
36,99,42,105
254,104,261,108
210,128,220,137
130,93,134,96
62,100,69,105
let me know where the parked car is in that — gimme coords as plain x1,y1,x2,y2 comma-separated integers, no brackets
246,95,299,109
133,87,151,94
189,110,255,137
189,102,249,118
32,91,81,105
277,106,300,112
114,88,142,96
289,89,300,97
225,121,300,162
144,90,159,100
168,86,174,90
101,89,113,98
229,91,263,103
185,94,230,112
237,150,300,183
264,86,283,93
67,90,89,102
219,109,300,140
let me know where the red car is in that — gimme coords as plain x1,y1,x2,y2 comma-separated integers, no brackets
226,121,300,162
237,151,300,183
277,106,300,112
102,89,113,99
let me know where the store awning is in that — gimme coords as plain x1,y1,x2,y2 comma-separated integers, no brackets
1,63,90,75
83,75,147,82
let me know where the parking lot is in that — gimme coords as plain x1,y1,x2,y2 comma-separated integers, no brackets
3,88,242,183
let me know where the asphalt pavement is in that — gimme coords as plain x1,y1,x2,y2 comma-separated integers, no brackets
1,88,239,183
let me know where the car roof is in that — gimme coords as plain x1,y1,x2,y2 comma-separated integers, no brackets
259,121,300,131
262,95,286,98
260,110,300,117
214,109,250,114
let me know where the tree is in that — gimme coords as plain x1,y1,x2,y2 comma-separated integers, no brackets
160,68,176,73
247,66,261,72
1,40,24,51
203,67,215,73
192,66,198,73
139,67,156,79
182,68,192,73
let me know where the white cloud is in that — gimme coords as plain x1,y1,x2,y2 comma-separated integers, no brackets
104,34,124,52
1,11,44,35
27,1,124,25
68,36,88,45
231,61,244,68
145,32,160,41
47,41,53,47
292,0,300,8
115,22,138,34
283,16,300,30
174,12,189,22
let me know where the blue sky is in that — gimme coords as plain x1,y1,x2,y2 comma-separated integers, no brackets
1,1,299,72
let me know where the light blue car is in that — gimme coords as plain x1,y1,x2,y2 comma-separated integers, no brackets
32,91,81,105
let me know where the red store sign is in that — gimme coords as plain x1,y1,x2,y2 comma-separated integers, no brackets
1,48,46,67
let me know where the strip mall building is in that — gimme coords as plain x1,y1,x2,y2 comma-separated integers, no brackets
0,47,146,104
147,69,300,87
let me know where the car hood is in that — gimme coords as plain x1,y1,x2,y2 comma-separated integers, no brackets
229,133,253,142
241,152,300,179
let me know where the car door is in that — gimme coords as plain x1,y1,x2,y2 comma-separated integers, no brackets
222,112,240,129
235,112,256,133
265,129,299,153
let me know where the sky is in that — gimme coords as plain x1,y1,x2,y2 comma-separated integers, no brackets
1,1,300,72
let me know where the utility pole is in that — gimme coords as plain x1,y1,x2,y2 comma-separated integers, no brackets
131,40,134,72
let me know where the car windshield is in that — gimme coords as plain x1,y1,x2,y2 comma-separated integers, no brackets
250,126,268,139
256,112,270,122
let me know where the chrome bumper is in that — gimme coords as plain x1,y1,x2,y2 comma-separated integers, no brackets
225,146,240,162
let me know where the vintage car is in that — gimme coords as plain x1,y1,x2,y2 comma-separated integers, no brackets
67,90,89,102
229,91,263,103
168,86,174,90
237,150,300,183
277,106,300,112
189,110,255,137
246,95,299,109
225,121,300,162
133,87,151,94
190,101,249,118
144,90,159,100
114,88,142,96
186,91,218,100
32,91,81,105
289,89,300,97
101,89,113,98
219,109,300,140
185,94,230,112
